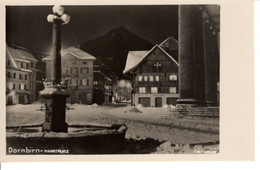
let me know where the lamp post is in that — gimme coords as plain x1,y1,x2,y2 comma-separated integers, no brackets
47,5,71,84
40,5,71,132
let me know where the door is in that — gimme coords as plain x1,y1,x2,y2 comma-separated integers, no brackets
139,97,150,107
167,98,177,105
18,95,25,104
7,96,13,105
155,97,162,107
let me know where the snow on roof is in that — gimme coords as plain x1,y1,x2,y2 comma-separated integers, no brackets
123,45,178,75
123,51,149,75
20,68,32,73
42,47,96,61
6,45,37,72
7,46,30,63
7,44,38,62
6,46,20,70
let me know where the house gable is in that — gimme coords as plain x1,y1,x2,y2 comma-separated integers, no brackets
62,52,81,61
132,46,178,74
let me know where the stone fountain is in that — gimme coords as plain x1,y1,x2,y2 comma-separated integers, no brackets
6,5,127,154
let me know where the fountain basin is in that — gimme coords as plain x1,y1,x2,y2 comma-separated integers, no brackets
6,124,127,154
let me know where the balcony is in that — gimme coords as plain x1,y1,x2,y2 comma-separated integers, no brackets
135,80,178,87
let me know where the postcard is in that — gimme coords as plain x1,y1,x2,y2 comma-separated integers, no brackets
0,0,254,161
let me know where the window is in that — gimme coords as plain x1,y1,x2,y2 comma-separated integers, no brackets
13,84,15,90
144,76,148,81
169,74,177,81
68,68,72,74
138,76,143,81
139,87,146,94
72,79,77,85
19,84,21,90
20,62,24,68
31,62,34,68
20,84,25,90
155,76,159,81
25,75,27,80
24,85,27,90
13,73,16,79
72,68,78,74
81,67,88,74
83,62,87,64
149,76,154,82
151,87,158,94
26,63,29,69
87,67,89,73
82,79,87,86
169,87,177,94
19,74,22,80
7,72,11,78
78,94,82,100
62,68,67,74
7,60,10,66
87,79,89,86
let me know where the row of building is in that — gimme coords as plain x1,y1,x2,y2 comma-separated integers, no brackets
6,45,113,105
6,34,219,107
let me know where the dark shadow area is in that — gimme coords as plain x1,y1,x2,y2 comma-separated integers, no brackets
119,137,162,154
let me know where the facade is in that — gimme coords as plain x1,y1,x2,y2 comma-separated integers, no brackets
93,71,112,105
6,44,39,104
33,52,50,100
123,37,179,107
43,47,96,104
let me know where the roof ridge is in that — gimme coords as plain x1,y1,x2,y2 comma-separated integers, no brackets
123,44,178,75
159,36,178,46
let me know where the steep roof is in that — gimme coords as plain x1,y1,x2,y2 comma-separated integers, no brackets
6,46,20,69
8,44,38,62
159,36,178,51
42,47,96,61
6,45,34,72
123,50,149,75
94,71,112,82
123,45,178,75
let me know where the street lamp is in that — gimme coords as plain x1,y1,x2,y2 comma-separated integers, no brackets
47,5,70,85
40,5,71,132
47,5,71,24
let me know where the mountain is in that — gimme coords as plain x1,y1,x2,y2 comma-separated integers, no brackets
80,26,154,79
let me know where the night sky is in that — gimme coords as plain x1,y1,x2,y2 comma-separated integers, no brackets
6,5,178,54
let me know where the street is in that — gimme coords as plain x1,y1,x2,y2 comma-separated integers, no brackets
6,102,219,154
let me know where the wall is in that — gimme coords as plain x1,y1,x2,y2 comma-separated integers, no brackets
6,69,31,104
134,93,179,107
44,54,95,104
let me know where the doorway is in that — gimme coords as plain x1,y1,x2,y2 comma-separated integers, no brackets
155,97,162,107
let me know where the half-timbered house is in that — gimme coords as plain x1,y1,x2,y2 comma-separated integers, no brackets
123,37,179,107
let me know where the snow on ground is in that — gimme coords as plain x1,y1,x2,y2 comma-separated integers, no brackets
6,102,219,154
